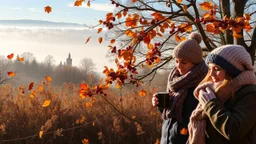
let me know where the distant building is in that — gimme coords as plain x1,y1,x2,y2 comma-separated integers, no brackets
59,53,72,67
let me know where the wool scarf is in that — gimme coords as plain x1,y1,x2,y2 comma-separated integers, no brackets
162,61,208,121
187,69,256,144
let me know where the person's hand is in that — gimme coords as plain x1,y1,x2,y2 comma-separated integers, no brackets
198,87,216,108
152,93,159,107
194,82,214,99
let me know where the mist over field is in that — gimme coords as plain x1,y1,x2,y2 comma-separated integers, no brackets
0,20,115,72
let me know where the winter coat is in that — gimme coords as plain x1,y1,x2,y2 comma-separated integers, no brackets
160,87,198,144
204,84,256,144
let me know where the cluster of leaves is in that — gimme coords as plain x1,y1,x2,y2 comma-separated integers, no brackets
45,0,255,97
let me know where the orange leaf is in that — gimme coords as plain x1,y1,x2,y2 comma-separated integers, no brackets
28,82,34,90
116,83,121,89
183,5,188,12
74,0,83,7
199,2,213,10
132,0,137,2
42,100,51,107
110,39,115,44
205,23,215,33
7,53,14,59
45,76,52,82
97,28,103,33
85,102,92,108
39,131,44,139
17,56,24,61
233,32,242,38
98,37,103,44
139,89,146,97
82,138,89,144
122,51,132,60
177,0,182,3
180,128,188,135
38,86,43,92
30,91,36,98
85,37,91,44
148,43,154,49
44,6,52,14
117,12,122,19
7,71,15,77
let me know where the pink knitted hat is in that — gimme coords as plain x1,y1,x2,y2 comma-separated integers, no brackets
206,45,253,77
172,32,203,64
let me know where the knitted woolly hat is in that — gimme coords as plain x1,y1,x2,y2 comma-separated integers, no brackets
206,45,253,78
172,32,203,64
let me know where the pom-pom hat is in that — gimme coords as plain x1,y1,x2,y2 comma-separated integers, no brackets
172,32,203,64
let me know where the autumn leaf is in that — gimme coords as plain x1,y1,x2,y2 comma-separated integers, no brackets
45,76,52,82
177,0,182,3
183,5,188,12
97,28,103,33
85,37,91,44
155,139,160,144
30,91,36,99
233,32,242,38
7,71,15,77
85,102,92,108
199,2,213,10
39,131,44,139
139,89,146,97
7,53,14,59
17,56,24,61
87,0,91,7
98,37,103,44
42,100,51,107
205,23,215,33
74,0,84,7
110,39,115,44
44,6,52,14
116,82,121,89
38,86,43,92
28,82,34,90
132,0,137,2
180,128,188,135
82,138,89,144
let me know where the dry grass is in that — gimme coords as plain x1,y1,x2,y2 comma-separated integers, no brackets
0,82,162,144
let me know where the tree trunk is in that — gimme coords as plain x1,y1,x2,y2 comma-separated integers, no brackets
249,28,256,65
220,0,233,44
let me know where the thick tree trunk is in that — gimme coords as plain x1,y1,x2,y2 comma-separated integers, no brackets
220,0,233,44
249,28,256,65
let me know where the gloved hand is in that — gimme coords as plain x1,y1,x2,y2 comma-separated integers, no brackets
198,87,216,108
194,82,215,99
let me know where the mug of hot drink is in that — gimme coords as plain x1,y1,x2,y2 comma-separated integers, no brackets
156,92,170,110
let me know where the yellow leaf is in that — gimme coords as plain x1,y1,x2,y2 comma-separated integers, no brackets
42,100,51,107
116,83,121,89
97,28,103,33
45,76,52,82
39,131,44,139
180,128,188,135
148,43,154,49
30,91,36,99
17,56,24,61
98,37,103,44
139,89,146,97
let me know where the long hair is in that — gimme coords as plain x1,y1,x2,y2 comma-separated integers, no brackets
199,70,234,98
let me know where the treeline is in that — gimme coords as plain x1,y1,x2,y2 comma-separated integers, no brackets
0,53,100,86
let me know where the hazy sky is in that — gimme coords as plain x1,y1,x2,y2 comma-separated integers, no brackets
0,0,117,72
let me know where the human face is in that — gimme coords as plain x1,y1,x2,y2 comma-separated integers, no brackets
208,63,227,83
175,58,195,75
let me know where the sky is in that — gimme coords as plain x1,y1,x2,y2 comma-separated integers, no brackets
0,0,117,72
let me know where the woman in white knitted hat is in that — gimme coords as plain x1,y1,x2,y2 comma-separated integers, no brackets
152,32,208,144
187,45,256,144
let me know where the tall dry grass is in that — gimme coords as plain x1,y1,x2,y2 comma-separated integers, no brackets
0,81,163,144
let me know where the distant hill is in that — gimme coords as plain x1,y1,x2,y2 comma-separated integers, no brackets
0,19,85,28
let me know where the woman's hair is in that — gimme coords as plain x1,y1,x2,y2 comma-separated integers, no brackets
199,69,233,97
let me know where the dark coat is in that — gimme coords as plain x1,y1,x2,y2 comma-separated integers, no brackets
204,84,256,144
160,87,198,144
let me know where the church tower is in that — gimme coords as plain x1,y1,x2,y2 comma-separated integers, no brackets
66,53,72,67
